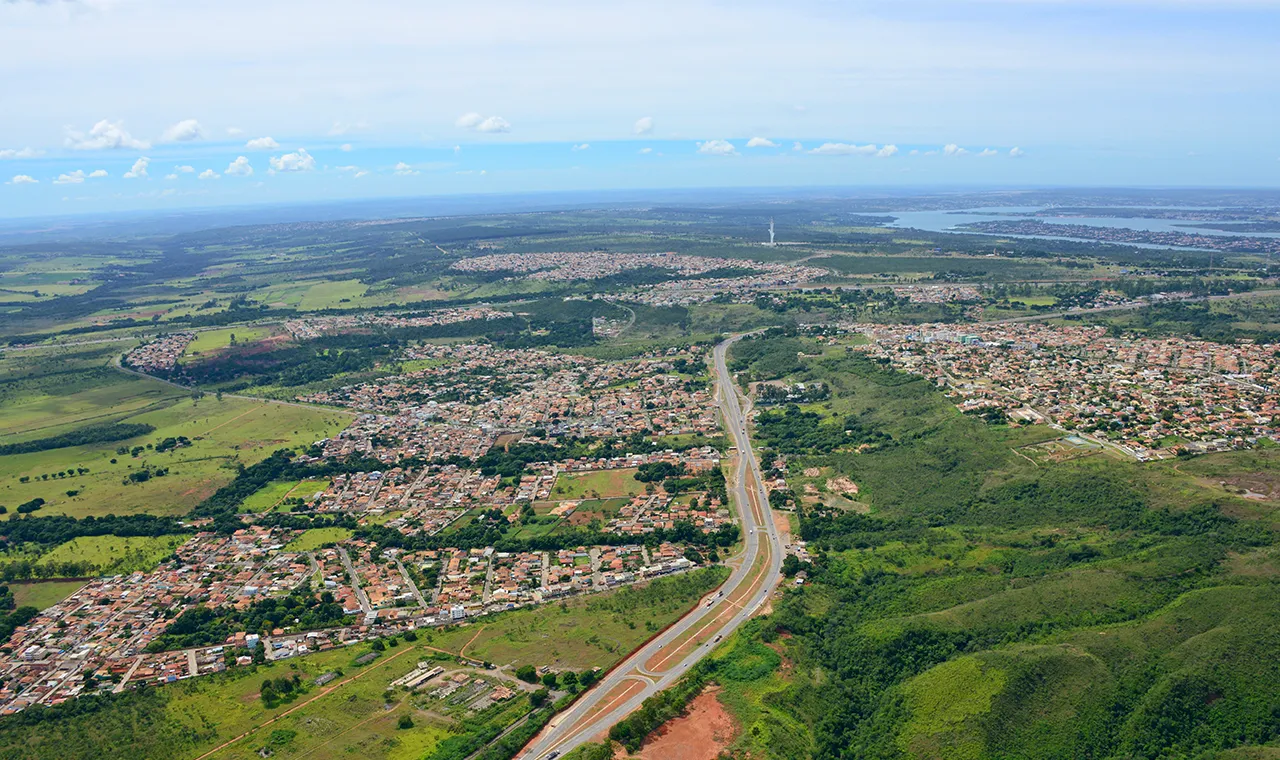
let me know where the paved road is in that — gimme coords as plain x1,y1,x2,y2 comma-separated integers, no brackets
517,334,784,760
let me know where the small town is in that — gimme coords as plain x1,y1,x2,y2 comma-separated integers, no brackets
845,321,1280,459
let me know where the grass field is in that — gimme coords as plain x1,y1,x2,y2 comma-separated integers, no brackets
37,534,188,574
241,479,300,512
425,566,728,671
8,579,86,611
182,327,271,359
550,468,644,500
0,394,348,520
286,527,354,552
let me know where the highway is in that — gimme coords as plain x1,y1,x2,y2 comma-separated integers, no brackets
518,334,784,760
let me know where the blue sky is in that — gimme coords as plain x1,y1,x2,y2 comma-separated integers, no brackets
1,0,1278,218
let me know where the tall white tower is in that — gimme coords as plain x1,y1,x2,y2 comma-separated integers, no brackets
768,218,776,246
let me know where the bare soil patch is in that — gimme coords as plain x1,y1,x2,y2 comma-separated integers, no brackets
1215,473,1280,501
826,476,860,497
629,687,738,760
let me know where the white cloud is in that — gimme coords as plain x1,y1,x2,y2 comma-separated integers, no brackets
226,127,244,136
165,174,178,180
456,113,511,133
877,145,899,158
0,147,43,160
697,139,737,156
198,169,219,180
66,120,150,150
634,116,654,135
453,145,461,153
638,147,653,154
88,169,108,178
394,161,419,176
123,157,150,179
8,175,38,185
977,148,999,157
175,165,195,173
245,136,280,150
54,170,86,185
909,149,920,156
225,156,253,177
161,119,204,143
268,149,316,173
1010,147,1026,158
340,143,353,152
808,142,877,156
944,143,968,156
746,137,778,148
572,143,590,151
337,165,371,179
792,142,804,151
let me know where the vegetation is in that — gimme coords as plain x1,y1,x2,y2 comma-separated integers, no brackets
0,422,155,456
666,334,1280,760
148,588,352,651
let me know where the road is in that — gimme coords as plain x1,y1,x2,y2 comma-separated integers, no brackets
517,334,784,760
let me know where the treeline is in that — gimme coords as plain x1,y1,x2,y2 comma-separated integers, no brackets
0,422,155,456
0,560,97,581
190,449,388,518
0,584,39,644
0,514,188,549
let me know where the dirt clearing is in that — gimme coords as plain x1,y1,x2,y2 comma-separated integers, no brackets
629,687,738,760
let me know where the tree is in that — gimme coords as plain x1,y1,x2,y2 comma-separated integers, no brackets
541,672,558,689
397,715,414,730
530,688,550,708
516,665,538,683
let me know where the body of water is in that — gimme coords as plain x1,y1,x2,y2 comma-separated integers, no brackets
886,207,1280,250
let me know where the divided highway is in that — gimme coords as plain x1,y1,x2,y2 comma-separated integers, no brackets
518,334,784,759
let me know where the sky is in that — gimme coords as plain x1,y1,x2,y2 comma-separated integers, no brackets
1,0,1278,219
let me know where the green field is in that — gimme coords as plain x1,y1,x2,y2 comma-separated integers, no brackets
38,534,187,574
550,468,644,500
240,479,301,512
426,566,727,671
182,327,271,359
286,527,354,552
8,580,86,611
0,392,348,520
